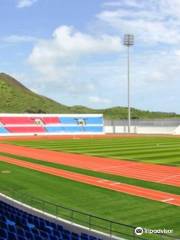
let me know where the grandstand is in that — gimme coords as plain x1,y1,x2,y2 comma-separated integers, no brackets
1,114,180,136
0,193,107,240
0,191,176,240
0,114,104,136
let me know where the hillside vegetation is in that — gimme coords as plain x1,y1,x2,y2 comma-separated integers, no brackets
0,73,179,119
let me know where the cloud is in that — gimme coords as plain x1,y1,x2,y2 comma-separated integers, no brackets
103,0,141,8
29,25,121,66
17,0,38,8
2,35,38,44
28,25,121,93
14,1,180,111
27,24,180,110
88,96,111,105
98,0,180,45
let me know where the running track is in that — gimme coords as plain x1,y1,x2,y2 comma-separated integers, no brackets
0,155,180,207
0,143,179,186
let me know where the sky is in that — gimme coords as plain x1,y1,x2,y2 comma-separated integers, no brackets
1,0,180,113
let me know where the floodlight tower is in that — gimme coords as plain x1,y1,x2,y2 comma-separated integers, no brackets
123,34,134,133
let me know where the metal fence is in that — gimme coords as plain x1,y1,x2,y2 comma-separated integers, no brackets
104,119,180,127
0,189,179,240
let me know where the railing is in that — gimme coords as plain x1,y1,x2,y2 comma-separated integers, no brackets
104,119,180,127
0,188,179,240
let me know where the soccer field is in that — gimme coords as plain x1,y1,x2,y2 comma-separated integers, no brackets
0,135,179,238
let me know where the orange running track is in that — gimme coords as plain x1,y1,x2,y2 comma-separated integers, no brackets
0,143,180,187
0,155,180,207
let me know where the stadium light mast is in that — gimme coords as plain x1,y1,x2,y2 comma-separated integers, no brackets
123,34,134,133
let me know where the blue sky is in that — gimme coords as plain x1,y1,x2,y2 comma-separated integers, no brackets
1,0,180,113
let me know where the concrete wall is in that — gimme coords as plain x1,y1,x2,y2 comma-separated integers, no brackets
104,125,176,134
104,119,180,127
104,119,180,135
173,125,180,135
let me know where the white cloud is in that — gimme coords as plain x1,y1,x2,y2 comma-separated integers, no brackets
2,35,38,43
29,25,121,67
27,24,180,110
103,0,141,8
17,0,38,8
12,1,180,111
28,25,121,93
98,0,180,45
88,96,111,105
160,0,180,18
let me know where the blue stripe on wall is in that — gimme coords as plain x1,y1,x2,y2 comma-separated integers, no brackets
60,117,103,125
0,127,8,133
46,126,103,133
84,117,103,124
83,126,103,132
60,118,76,124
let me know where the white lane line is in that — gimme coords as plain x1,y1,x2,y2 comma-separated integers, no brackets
161,198,174,203
158,174,180,183
97,179,110,183
109,182,121,186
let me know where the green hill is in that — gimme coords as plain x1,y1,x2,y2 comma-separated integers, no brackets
0,73,72,114
0,73,179,119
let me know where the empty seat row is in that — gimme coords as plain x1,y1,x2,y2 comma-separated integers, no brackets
0,117,60,125
0,200,103,240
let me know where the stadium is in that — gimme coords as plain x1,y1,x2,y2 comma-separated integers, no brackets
0,1,180,240
0,111,180,240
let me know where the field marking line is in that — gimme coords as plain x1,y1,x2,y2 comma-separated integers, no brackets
158,174,180,183
97,179,110,183
161,198,174,203
109,182,121,186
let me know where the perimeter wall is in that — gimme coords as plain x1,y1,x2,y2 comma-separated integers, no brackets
104,119,180,135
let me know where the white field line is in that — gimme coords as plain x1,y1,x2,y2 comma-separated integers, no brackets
158,174,180,183
109,182,121,186
161,198,174,203
97,179,110,183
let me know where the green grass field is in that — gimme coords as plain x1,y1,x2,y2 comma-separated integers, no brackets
0,151,179,195
9,136,180,166
0,161,180,236
0,135,180,239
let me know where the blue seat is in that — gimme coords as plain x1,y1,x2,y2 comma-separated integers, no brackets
16,227,25,237
0,229,7,238
89,236,97,240
25,230,34,239
81,233,89,240
7,231,18,240
0,200,101,240
7,224,16,233
71,232,79,240
26,223,35,230
49,235,59,240
18,236,27,240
